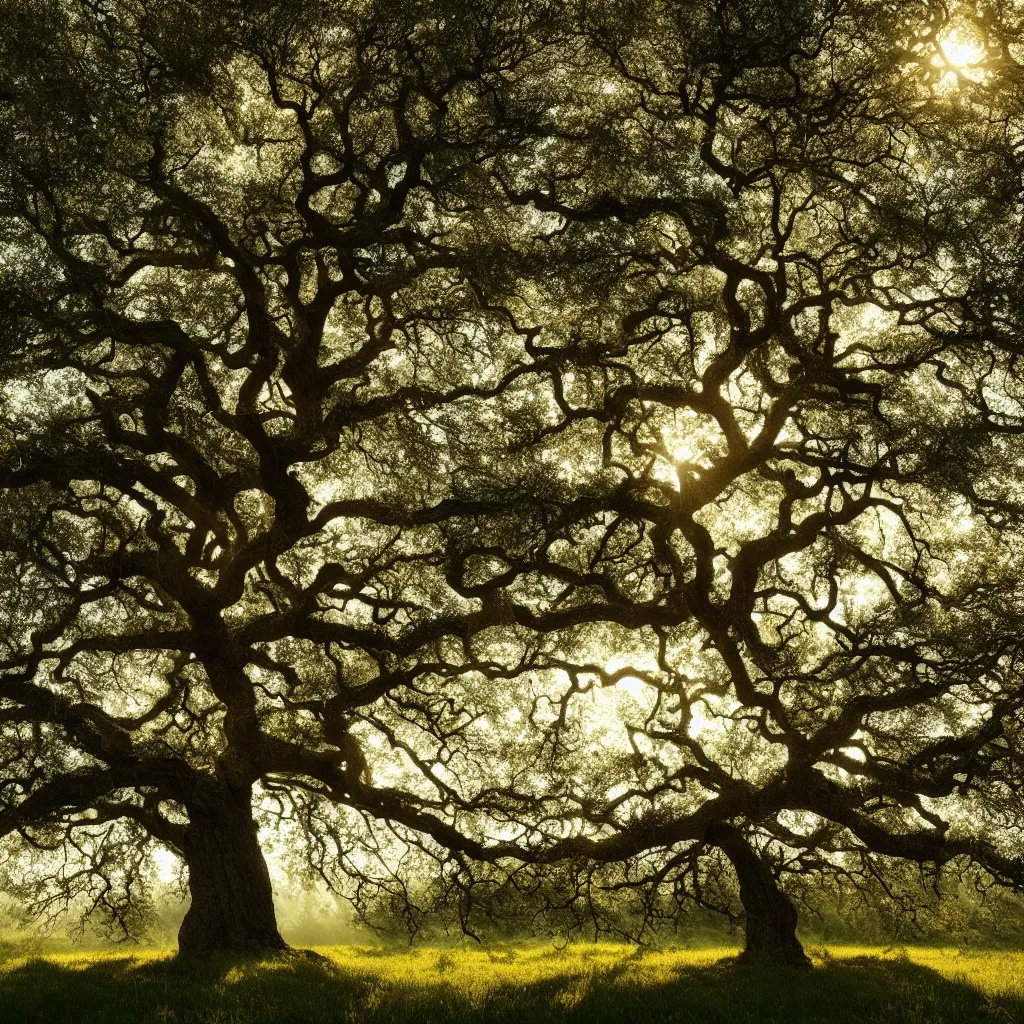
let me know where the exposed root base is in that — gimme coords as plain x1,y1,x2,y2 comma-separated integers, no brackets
728,948,813,971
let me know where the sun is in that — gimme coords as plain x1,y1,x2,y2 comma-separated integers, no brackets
934,29,987,82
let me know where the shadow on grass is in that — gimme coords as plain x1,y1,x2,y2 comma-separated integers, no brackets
0,948,1020,1024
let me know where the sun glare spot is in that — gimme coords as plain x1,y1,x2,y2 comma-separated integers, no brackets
934,30,986,83
153,846,180,882
617,675,646,698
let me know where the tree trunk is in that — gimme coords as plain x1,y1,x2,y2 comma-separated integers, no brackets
707,823,811,969
177,786,286,955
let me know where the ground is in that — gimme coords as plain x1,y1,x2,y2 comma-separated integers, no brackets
0,943,1022,1023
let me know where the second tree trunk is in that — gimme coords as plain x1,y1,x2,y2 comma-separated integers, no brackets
707,823,811,969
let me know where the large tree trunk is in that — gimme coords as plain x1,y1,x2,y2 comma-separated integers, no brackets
707,823,811,969
177,786,286,955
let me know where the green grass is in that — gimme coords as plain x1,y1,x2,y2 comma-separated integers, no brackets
0,943,1022,1023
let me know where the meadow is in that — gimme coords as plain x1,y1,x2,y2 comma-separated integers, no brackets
0,942,1021,1024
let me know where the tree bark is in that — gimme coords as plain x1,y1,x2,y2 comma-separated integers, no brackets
707,823,811,969
177,785,286,955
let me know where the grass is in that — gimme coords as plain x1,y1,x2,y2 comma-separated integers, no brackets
0,942,1022,1023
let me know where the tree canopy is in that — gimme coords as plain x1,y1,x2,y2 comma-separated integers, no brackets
2,0,1024,964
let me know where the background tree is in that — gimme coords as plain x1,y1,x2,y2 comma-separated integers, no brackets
2,0,1024,968
292,0,1024,968
386,0,1024,967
